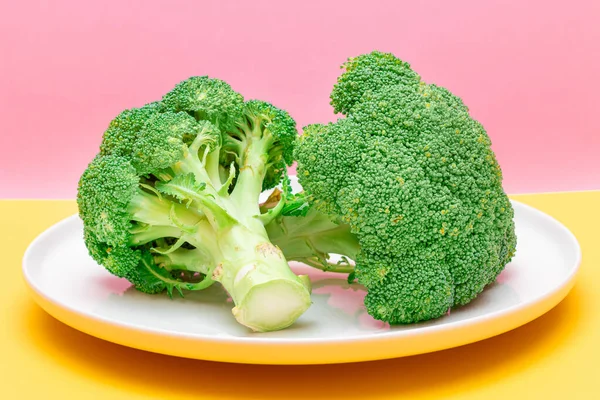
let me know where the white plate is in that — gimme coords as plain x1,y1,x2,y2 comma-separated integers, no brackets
22,182,581,365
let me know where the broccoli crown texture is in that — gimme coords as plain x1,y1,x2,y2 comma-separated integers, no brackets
161,76,244,132
330,50,422,116
77,153,209,295
77,76,310,332
295,51,517,324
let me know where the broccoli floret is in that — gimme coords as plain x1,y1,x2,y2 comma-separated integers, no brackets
161,76,244,132
77,76,311,332
284,51,516,324
330,50,422,116
77,154,218,296
99,102,163,157
232,100,298,192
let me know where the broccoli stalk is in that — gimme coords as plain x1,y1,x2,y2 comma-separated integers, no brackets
77,77,311,332
266,205,360,274
154,114,312,332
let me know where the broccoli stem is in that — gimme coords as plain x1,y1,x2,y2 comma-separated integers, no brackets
295,257,355,274
230,122,271,215
266,209,361,272
212,126,310,332
212,223,311,332
155,130,312,332
205,149,223,188
154,247,214,276
140,254,215,292
129,225,183,246
130,187,202,227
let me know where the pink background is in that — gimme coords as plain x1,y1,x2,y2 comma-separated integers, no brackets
1,0,599,199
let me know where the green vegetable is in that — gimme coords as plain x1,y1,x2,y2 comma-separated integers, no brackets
271,51,517,324
77,77,311,332
78,53,517,331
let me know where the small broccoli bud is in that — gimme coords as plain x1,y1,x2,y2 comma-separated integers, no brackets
161,76,244,132
132,112,197,175
330,50,422,115
100,103,162,158
77,154,139,245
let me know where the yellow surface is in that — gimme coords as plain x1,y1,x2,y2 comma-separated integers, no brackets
2,192,600,399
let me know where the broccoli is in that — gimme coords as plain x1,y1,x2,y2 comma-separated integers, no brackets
269,51,517,324
77,76,311,332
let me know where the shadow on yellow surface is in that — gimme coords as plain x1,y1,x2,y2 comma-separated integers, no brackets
21,285,583,399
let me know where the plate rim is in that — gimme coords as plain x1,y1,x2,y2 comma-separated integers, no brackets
21,199,582,363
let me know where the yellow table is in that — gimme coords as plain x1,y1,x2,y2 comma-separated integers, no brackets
3,192,599,399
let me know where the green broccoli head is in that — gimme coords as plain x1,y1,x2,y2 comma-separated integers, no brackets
76,154,203,295
83,229,166,294
77,154,139,245
131,111,197,175
161,76,244,132
99,103,162,158
77,76,311,332
330,50,422,116
295,51,517,324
